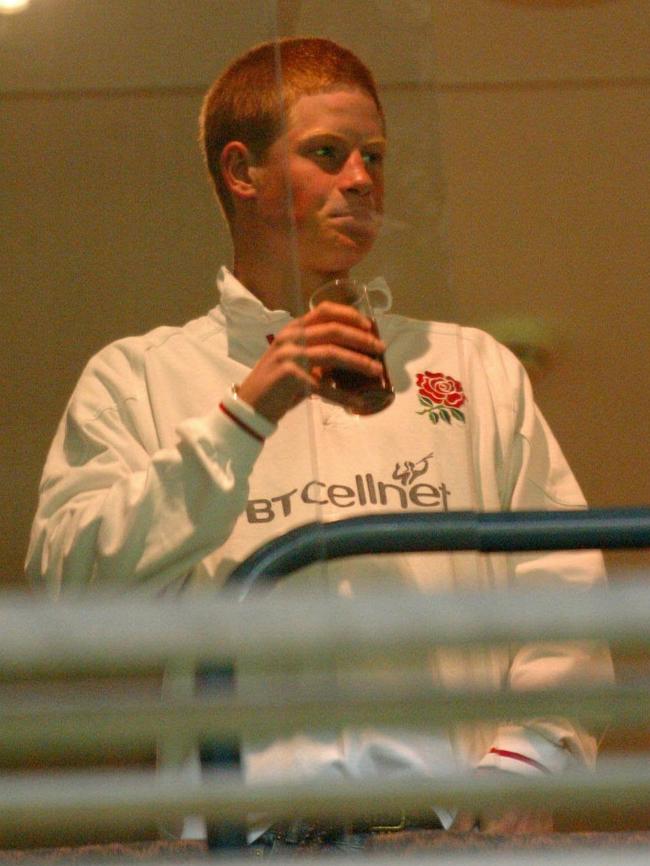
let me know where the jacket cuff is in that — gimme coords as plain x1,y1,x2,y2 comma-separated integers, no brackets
477,726,572,776
177,402,265,476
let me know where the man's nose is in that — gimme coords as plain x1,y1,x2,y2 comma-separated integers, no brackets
341,151,373,195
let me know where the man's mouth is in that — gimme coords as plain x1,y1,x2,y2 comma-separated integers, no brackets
329,209,381,225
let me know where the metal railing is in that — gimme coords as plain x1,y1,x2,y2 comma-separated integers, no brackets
1,507,649,849
0,588,647,836
225,506,650,597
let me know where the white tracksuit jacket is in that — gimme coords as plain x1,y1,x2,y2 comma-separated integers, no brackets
27,267,613,826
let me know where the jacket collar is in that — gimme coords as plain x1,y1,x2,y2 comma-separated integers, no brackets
215,267,293,368
217,266,294,328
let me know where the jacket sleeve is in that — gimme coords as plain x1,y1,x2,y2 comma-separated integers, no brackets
26,343,274,596
477,344,614,775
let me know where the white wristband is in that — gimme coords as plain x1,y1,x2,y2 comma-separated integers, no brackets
220,384,276,442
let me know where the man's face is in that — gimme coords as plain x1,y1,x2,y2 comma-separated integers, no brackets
252,88,386,278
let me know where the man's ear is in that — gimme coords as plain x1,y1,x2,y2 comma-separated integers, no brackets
220,142,260,202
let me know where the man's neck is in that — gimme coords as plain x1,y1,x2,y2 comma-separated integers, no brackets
233,255,346,316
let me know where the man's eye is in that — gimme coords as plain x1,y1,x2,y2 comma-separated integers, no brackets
314,146,337,159
363,151,384,167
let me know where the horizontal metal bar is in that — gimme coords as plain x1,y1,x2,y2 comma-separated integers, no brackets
99,853,650,866
0,581,647,677
1,760,650,835
226,507,650,595
0,684,641,757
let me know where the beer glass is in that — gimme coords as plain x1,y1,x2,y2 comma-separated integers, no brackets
309,278,395,415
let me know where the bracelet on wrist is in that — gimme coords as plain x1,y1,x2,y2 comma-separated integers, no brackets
219,383,275,443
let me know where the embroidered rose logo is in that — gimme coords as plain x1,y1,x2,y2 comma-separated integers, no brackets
416,371,466,425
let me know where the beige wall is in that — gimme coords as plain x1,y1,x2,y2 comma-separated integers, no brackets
432,7,650,528
2,0,649,588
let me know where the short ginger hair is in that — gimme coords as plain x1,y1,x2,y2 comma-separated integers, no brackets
199,37,384,221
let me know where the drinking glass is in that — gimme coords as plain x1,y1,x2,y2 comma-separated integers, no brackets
309,277,394,415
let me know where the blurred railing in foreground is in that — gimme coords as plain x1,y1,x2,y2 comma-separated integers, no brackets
2,585,650,839
1,507,649,853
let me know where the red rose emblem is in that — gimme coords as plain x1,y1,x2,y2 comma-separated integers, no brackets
415,371,466,425
416,371,466,408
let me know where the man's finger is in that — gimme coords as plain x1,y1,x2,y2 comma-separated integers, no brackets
305,299,373,330
449,811,478,833
481,810,554,836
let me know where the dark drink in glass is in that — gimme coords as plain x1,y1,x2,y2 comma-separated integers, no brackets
310,279,395,415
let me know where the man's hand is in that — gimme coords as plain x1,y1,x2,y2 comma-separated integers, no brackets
451,808,553,835
237,301,385,423
450,768,553,835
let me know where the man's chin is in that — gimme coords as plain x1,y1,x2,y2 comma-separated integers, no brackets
315,232,375,269
308,253,370,279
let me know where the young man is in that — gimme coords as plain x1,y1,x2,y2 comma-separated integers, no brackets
27,38,612,846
